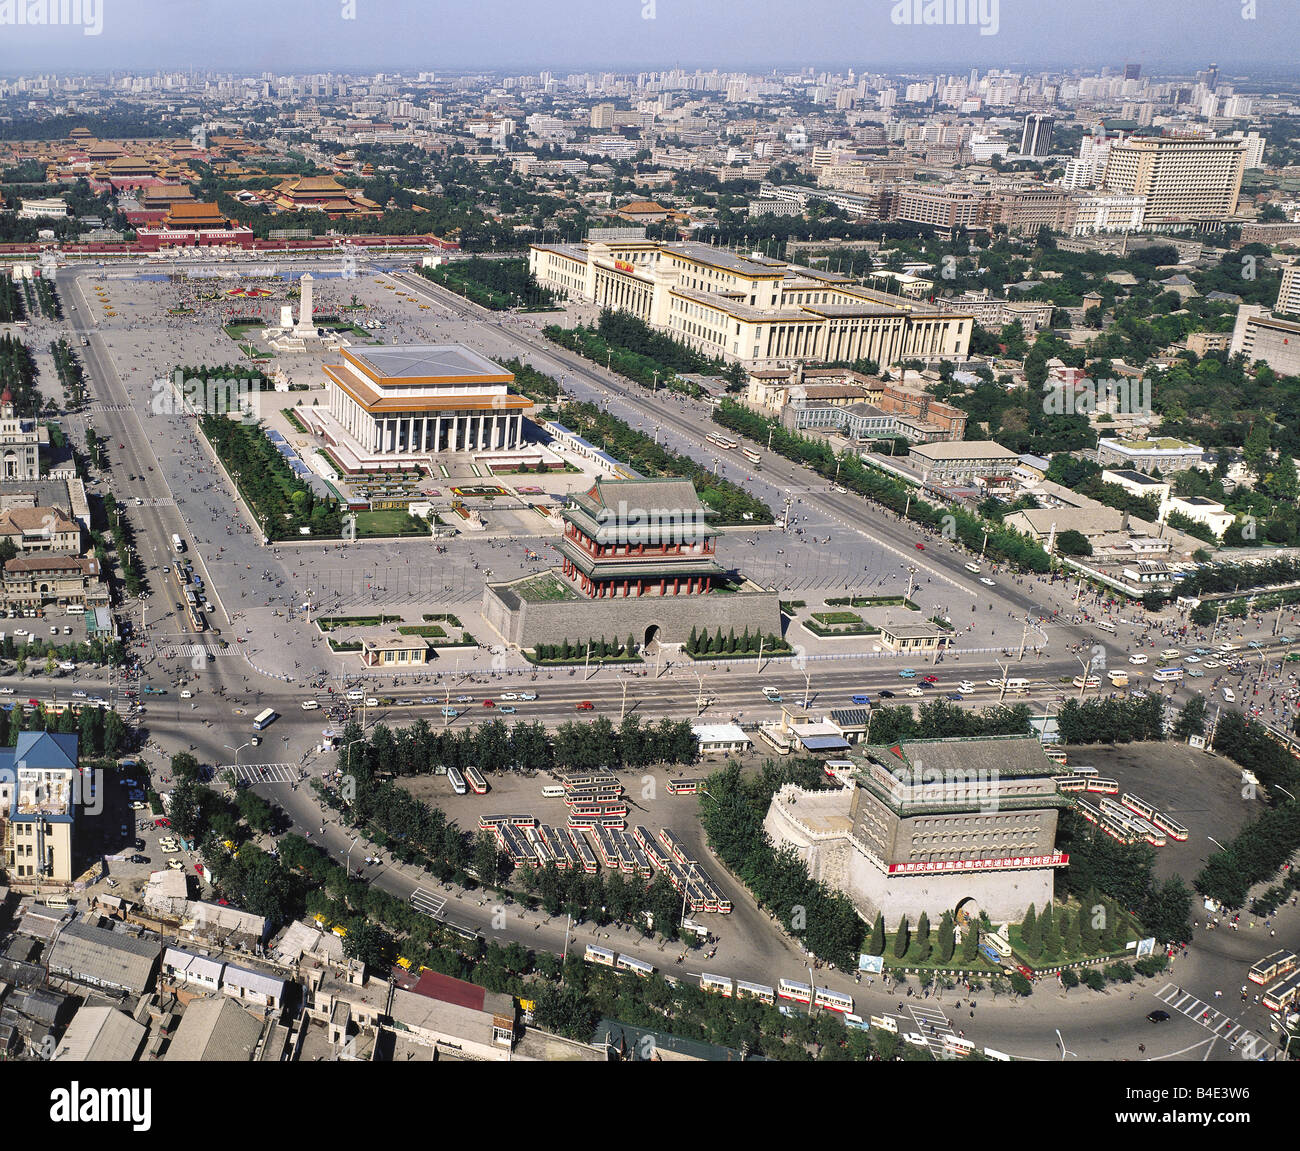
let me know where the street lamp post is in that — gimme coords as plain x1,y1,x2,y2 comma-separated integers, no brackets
225,740,251,773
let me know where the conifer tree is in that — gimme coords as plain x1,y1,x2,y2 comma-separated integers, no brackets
868,912,885,956
892,915,911,959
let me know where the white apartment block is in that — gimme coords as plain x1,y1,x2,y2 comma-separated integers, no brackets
1070,193,1147,235
1102,136,1247,220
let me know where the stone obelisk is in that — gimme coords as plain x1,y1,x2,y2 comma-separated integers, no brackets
293,273,315,337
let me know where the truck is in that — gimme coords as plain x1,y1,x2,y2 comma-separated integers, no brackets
171,533,185,554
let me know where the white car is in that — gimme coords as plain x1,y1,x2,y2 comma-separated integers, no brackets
71,689,86,698
130,801,146,810
1128,654,1148,665
500,692,519,702
179,689,193,699
1184,655,1201,664
1222,687,1237,703
0,687,13,695
1203,660,1223,670
167,859,185,871
906,686,924,697
958,681,976,693
979,577,996,587
364,697,379,707
518,692,537,701
986,679,1005,688
58,661,76,671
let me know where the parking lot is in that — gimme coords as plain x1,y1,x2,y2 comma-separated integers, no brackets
1060,740,1266,884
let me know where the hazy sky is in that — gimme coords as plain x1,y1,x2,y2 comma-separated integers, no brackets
1,0,1297,76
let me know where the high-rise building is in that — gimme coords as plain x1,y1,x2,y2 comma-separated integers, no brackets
1019,113,1054,158
1277,265,1300,318
1124,63,1142,81
1102,136,1248,219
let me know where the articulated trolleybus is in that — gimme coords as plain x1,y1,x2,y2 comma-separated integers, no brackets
705,432,737,450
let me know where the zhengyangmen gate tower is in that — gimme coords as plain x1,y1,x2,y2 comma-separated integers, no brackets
558,477,726,599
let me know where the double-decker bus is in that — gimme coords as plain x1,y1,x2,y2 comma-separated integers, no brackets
741,447,761,465
584,945,616,967
1262,968,1300,1012
705,432,737,450
252,707,278,731
1248,950,1299,986
777,978,813,1004
734,980,775,1005
616,954,655,978
814,987,854,1014
700,973,733,997
463,766,488,795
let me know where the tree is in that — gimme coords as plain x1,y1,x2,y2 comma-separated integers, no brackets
936,911,955,964
1243,420,1271,482
1063,907,1083,956
1055,529,1093,557
868,911,885,956
1173,693,1207,739
961,921,980,963
1022,903,1041,958
1041,902,1060,958
473,831,500,888
892,915,910,959
909,911,932,963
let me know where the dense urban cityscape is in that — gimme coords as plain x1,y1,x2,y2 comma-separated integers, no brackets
0,0,1295,1115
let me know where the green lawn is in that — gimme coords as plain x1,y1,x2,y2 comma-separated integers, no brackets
516,574,580,603
354,508,428,537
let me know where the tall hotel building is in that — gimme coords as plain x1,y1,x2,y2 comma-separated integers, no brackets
1102,136,1248,220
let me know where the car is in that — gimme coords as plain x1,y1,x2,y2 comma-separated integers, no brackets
364,697,379,707
986,678,1005,687
1222,687,1237,703
899,669,917,678
420,696,439,705
499,705,517,714
134,497,143,506
1128,654,1148,665
154,818,171,828
133,839,145,850
958,681,975,693
902,1032,929,1048
500,692,519,702
105,879,118,889
575,701,595,711
167,859,184,871
1203,659,1223,669
963,563,982,574
518,692,537,701
947,692,965,701
130,801,146,810
1130,689,1148,700
906,686,924,697
851,693,872,705
1188,669,1205,678
456,695,474,704
441,707,459,718
179,689,192,699
1248,640,1264,649
1193,647,1212,656
175,602,184,612
0,687,11,696
130,854,150,864
1184,655,1201,664
878,690,896,698
250,736,261,746
979,577,996,587
482,699,495,708
921,674,939,684
914,542,925,551
1147,1010,1170,1023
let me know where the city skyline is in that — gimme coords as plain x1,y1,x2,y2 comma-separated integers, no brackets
0,0,1297,75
